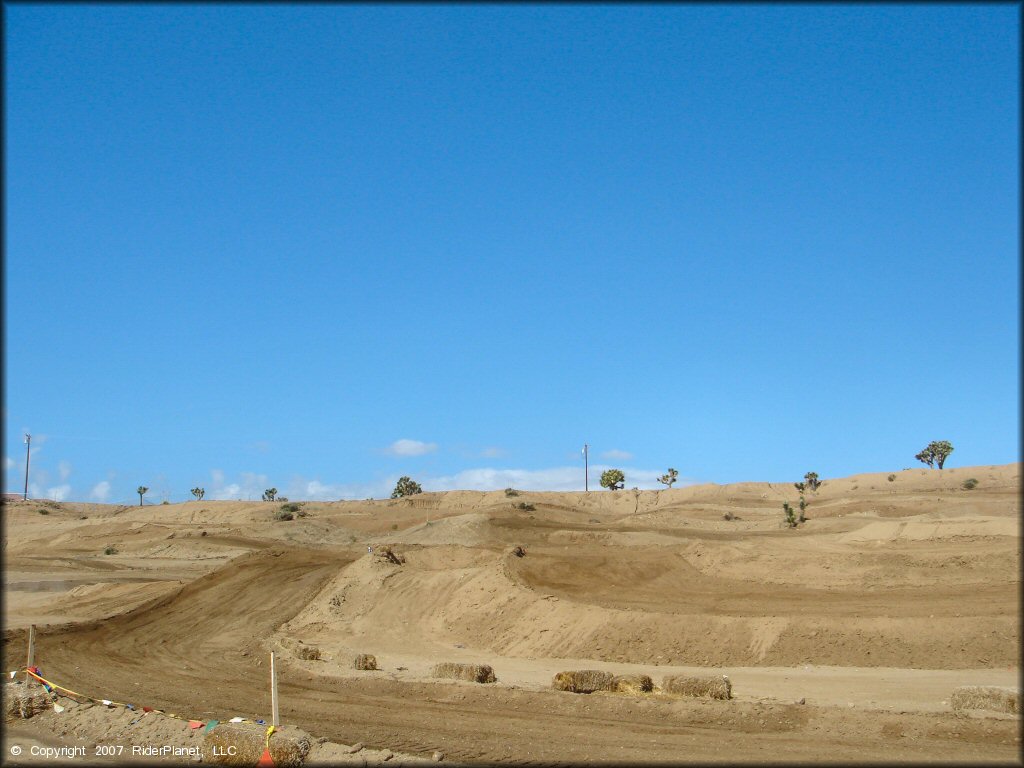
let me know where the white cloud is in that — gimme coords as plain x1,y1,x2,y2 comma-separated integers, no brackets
425,467,584,492
90,481,111,502
4,457,14,471
601,449,633,461
385,439,438,457
480,447,505,458
46,484,71,502
208,470,270,500
59,461,72,481
425,465,696,493
259,465,700,503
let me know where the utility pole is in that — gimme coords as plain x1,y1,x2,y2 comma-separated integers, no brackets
583,444,589,492
23,434,31,500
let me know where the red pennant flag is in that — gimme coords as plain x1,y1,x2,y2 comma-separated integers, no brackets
258,748,275,767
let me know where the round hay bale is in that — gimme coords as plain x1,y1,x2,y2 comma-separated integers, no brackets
613,675,653,695
661,674,731,700
430,662,496,684
552,670,615,694
950,686,1020,714
203,722,311,767
354,654,378,670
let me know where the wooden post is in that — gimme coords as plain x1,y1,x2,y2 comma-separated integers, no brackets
25,625,36,685
270,652,280,726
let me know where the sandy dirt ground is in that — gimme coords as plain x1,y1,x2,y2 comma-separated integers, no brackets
2,464,1020,763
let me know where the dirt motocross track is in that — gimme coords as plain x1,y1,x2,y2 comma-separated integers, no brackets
3,464,1020,763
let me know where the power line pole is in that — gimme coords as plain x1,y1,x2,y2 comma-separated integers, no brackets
583,443,588,492
23,434,31,500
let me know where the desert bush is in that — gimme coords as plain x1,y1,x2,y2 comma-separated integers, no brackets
354,654,378,670
295,645,321,661
280,503,301,513
961,478,978,490
600,469,625,490
516,502,535,511
162,500,169,505
37,508,49,515
104,546,118,555
552,670,615,693
431,662,496,683
661,675,731,700
391,476,422,498
376,546,405,564
504,488,519,497
274,509,294,521
782,503,797,528
511,545,526,557
888,474,896,482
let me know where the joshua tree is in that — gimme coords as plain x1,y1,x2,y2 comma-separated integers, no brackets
915,441,954,469
262,488,278,502
137,486,149,506
657,468,679,489
391,476,422,498
191,487,205,501
794,472,823,493
600,469,625,490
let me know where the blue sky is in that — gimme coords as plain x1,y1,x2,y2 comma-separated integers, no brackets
4,5,1019,503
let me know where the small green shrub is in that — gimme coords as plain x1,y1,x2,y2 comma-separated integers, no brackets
162,500,169,505
280,503,301,513
504,488,520,497
37,508,49,515
104,546,118,555
887,474,896,482
517,502,535,511
274,509,294,521
961,478,978,490
391,523,398,530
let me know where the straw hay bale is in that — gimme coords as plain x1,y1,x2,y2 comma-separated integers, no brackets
354,654,378,670
3,684,50,720
430,662,496,684
552,670,615,694
950,686,1019,714
662,674,732,700
204,722,311,767
296,645,321,661
613,675,653,695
